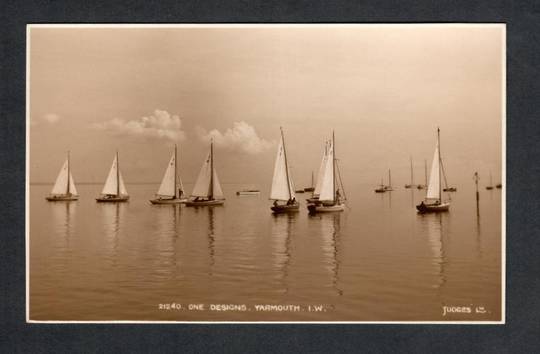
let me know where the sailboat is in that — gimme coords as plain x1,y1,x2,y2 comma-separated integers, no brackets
486,172,494,190
441,158,457,192
405,157,414,188
46,151,79,201
270,127,299,213
416,128,450,213
307,131,345,213
417,159,427,190
185,139,225,207
149,144,187,204
374,178,386,193
306,140,329,203
384,169,393,191
96,151,129,202
304,171,315,192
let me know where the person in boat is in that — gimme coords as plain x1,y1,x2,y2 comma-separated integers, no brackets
273,200,278,207
194,197,199,202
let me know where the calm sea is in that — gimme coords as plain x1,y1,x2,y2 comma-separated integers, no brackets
29,182,501,321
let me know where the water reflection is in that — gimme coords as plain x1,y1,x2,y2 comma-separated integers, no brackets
99,203,124,266
419,213,447,290
192,207,217,275
153,205,181,280
50,202,76,270
317,213,343,296
271,213,294,294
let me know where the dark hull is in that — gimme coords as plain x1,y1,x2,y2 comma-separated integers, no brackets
185,199,225,207
271,203,300,213
46,195,79,201
303,187,315,192
416,201,450,213
96,196,129,202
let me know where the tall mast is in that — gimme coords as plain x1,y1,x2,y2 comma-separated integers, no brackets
280,127,292,200
332,130,336,202
209,139,214,200
311,171,314,188
116,150,120,196
410,156,413,185
67,150,70,195
174,144,178,198
437,127,441,202
388,169,391,188
424,159,427,186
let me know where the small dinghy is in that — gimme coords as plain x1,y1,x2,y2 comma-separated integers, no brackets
96,151,129,202
46,151,79,201
416,159,428,189
150,144,187,204
416,128,450,213
236,190,260,196
269,127,299,213
485,172,494,190
307,131,346,213
404,157,414,188
303,172,315,192
185,139,225,207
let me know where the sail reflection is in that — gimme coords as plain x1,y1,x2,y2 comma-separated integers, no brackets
50,201,76,261
318,212,343,296
99,203,124,266
420,213,447,290
271,213,295,294
152,205,181,280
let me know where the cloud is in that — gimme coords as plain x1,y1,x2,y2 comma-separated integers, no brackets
94,109,186,142
196,121,274,155
43,113,60,124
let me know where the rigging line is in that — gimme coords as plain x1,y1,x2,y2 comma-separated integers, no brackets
335,159,347,200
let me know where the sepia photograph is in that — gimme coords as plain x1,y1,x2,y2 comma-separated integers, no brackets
27,24,504,322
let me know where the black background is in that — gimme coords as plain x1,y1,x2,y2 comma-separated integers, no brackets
1,1,539,352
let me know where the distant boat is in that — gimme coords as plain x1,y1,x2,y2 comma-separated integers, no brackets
307,131,346,213
236,190,260,196
150,144,187,204
303,171,315,192
441,157,457,192
306,140,329,203
374,178,386,193
295,189,305,193
416,159,428,190
496,183,502,189
375,169,393,192
270,127,299,213
185,139,225,207
384,169,394,191
486,172,494,190
46,151,79,201
404,156,414,188
416,128,450,213
96,151,129,202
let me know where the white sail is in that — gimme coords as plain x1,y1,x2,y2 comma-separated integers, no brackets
270,136,295,201
426,142,440,201
51,159,77,195
313,141,329,197
156,153,176,197
318,140,335,202
191,152,212,197
68,173,78,195
212,168,224,199
101,155,128,196
191,151,224,199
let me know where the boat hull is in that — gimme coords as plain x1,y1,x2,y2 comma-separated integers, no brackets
96,196,129,202
236,191,260,196
374,188,386,193
46,195,79,201
443,187,457,192
185,199,225,207
416,201,450,213
149,198,188,205
271,203,300,213
303,187,315,192
307,203,345,213
306,197,319,203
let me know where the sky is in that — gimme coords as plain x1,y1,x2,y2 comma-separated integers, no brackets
29,25,504,189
